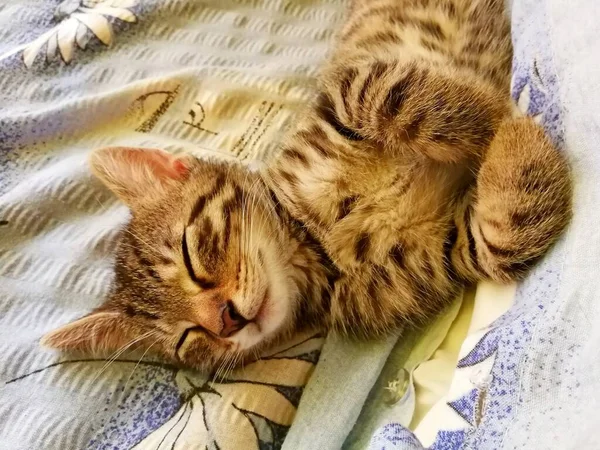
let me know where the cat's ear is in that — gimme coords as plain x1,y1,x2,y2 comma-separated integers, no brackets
40,311,134,354
90,147,190,205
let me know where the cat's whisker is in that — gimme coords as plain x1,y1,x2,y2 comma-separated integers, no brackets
121,228,164,260
222,352,239,382
92,194,117,214
123,335,163,389
222,351,237,382
236,352,247,377
211,354,226,384
91,330,158,384
252,347,262,364
213,352,231,383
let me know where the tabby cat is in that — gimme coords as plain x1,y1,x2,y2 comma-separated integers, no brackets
42,0,572,372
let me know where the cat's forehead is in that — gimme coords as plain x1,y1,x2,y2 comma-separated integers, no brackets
131,159,247,217
125,159,270,251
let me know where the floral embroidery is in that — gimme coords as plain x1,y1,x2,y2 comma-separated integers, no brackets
5,0,138,68
129,334,323,450
7,333,324,450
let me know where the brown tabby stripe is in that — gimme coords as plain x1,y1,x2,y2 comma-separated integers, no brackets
358,61,389,107
284,147,309,166
500,255,541,275
375,264,393,287
342,4,410,44
189,195,208,226
197,217,220,271
130,243,142,261
421,254,435,279
350,5,405,32
519,165,551,194
131,245,163,283
456,55,480,71
200,233,220,273
464,207,481,272
389,243,406,269
320,285,332,312
295,289,314,327
464,40,488,55
388,11,407,26
356,31,401,48
452,104,494,148
137,255,153,268
280,170,299,185
442,1,457,18
221,186,243,247
124,304,160,320
296,127,330,157
305,132,335,158
442,225,458,268
418,20,445,40
404,111,426,140
338,195,359,220
480,232,518,258
482,217,504,230
367,279,378,299
510,209,546,228
381,67,416,118
200,216,213,239
188,174,228,225
146,267,162,282
421,37,445,53
339,67,359,117
182,229,215,289
182,229,198,281
159,255,173,265
315,93,364,141
210,173,227,197
355,232,371,262
268,189,287,221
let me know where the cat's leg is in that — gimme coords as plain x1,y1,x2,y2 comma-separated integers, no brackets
321,197,460,338
450,117,572,282
319,60,512,163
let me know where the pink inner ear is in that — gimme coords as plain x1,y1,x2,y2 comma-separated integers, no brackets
135,149,190,180
90,146,191,204
172,159,189,177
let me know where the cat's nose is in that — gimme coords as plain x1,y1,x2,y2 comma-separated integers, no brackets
220,301,249,338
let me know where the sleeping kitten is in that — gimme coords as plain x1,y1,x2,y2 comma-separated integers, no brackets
42,0,572,372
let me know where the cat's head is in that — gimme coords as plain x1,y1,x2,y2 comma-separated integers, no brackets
41,147,310,371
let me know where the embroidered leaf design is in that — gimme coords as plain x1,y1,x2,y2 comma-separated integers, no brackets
4,0,139,68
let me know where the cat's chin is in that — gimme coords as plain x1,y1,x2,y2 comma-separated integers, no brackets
229,294,292,352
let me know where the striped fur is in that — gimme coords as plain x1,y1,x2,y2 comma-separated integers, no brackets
43,0,572,370
267,0,572,337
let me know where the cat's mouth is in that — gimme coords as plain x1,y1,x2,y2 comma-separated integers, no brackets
175,290,271,357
